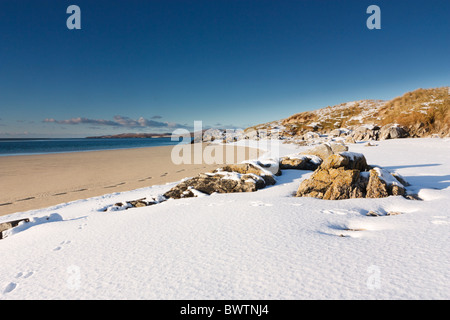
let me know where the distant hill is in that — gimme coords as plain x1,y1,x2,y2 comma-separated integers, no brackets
245,87,450,140
86,133,173,139
86,131,206,139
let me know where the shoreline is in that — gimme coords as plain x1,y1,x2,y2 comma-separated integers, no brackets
0,137,181,157
0,143,262,216
0,144,181,158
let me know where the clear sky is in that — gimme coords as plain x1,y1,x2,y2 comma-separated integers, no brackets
0,0,449,138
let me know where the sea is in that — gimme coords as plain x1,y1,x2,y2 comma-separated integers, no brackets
0,137,184,156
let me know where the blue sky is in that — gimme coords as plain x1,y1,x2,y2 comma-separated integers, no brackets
0,0,449,137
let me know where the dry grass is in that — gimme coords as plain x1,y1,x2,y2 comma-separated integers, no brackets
379,87,450,132
246,87,449,137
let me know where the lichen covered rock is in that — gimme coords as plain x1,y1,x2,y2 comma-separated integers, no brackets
296,152,407,200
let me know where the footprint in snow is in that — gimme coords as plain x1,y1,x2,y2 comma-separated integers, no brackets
3,271,34,294
3,282,17,294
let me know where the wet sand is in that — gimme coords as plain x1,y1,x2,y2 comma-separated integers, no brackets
0,144,262,216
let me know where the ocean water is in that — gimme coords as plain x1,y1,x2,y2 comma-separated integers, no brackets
0,138,184,156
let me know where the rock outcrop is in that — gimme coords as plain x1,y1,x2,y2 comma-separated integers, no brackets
213,162,278,185
105,195,166,211
163,161,277,200
296,152,407,200
351,126,380,141
163,171,268,199
379,124,409,140
105,146,411,213
279,155,322,170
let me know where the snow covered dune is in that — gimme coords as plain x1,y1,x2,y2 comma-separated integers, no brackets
0,138,449,299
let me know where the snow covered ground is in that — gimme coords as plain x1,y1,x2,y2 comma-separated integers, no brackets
1,138,449,299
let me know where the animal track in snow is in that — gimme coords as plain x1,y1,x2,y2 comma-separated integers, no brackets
78,223,87,230
53,240,71,251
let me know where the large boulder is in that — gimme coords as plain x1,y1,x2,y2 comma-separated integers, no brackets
296,153,407,200
296,167,366,200
379,124,409,140
296,152,369,200
351,126,380,141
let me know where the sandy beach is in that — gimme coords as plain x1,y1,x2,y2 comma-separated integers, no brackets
0,144,262,216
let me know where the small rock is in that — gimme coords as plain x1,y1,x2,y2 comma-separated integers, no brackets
279,155,322,171
345,136,356,144
0,218,30,240
129,200,148,208
387,211,402,216
366,211,380,217
404,194,421,201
